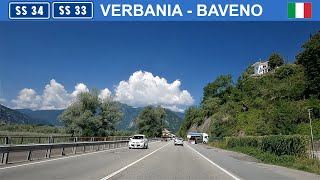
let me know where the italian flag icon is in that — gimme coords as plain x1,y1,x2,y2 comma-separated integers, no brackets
288,2,312,18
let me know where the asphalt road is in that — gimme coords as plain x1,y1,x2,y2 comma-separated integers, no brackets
0,141,319,180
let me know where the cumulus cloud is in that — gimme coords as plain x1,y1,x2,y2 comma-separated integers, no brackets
72,83,89,97
41,80,72,110
115,71,194,111
12,88,42,109
12,80,92,110
10,71,194,112
98,88,112,100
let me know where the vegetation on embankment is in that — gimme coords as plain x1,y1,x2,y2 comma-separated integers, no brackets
209,135,320,175
0,124,67,135
0,123,134,138
178,31,320,140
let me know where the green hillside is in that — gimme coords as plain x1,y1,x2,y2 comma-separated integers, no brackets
179,31,320,140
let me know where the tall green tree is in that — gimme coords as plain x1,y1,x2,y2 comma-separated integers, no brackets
59,91,122,136
268,53,284,70
203,74,233,103
136,106,166,137
296,31,320,98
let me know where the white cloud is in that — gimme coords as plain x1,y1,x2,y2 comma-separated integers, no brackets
98,88,112,100
161,105,185,113
72,83,89,97
115,71,194,111
12,80,91,110
41,79,73,110
12,88,42,109
11,71,194,112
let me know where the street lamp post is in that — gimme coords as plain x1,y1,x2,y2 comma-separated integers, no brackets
307,108,315,159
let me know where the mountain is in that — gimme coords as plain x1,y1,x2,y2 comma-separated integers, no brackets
16,109,64,126
0,104,32,124
116,104,184,132
0,103,184,132
163,109,184,132
173,112,185,119
116,103,144,129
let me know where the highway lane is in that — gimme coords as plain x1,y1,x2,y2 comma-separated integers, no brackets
0,141,319,180
0,141,166,180
107,142,234,180
188,144,320,180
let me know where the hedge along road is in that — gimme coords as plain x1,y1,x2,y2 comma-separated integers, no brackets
0,141,319,180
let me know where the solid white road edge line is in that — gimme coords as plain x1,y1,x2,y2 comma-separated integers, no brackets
0,141,160,171
101,142,170,180
186,143,241,180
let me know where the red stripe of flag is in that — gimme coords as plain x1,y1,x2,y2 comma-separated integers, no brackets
304,2,312,18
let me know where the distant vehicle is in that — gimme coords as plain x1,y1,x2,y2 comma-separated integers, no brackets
187,132,209,144
188,137,197,144
161,136,170,142
129,134,148,149
174,138,184,146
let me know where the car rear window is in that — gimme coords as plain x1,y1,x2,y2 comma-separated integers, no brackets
132,136,144,139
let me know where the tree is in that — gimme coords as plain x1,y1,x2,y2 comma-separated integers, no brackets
268,53,284,70
59,91,122,136
296,31,320,98
202,75,233,103
136,106,166,137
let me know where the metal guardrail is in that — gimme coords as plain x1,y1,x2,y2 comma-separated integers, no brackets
0,137,161,164
0,136,131,145
0,140,130,164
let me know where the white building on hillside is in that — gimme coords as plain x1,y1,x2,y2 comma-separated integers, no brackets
252,61,270,76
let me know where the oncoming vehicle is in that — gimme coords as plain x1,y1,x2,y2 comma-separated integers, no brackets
129,134,148,149
187,132,209,144
174,138,183,146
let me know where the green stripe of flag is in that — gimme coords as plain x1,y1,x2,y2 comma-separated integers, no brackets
288,2,296,18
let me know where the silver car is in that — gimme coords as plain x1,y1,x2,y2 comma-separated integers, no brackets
174,138,184,146
129,134,148,149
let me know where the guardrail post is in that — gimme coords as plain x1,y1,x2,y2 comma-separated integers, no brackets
27,151,32,161
45,148,51,158
1,137,11,164
73,137,78,154
91,137,94,151
1,152,9,164
45,136,53,158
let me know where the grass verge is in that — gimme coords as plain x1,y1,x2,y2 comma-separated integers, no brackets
209,141,320,175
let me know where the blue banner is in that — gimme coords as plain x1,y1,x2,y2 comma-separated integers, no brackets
1,0,319,21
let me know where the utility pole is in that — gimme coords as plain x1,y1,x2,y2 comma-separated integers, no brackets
307,108,315,159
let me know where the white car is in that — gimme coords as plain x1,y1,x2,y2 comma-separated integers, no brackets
129,134,148,149
174,138,184,146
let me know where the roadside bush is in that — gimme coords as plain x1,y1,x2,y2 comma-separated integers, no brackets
260,135,309,156
226,135,309,156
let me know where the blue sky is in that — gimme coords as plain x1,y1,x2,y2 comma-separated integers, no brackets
0,22,319,111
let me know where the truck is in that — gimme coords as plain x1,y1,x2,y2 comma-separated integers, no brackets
187,132,209,144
